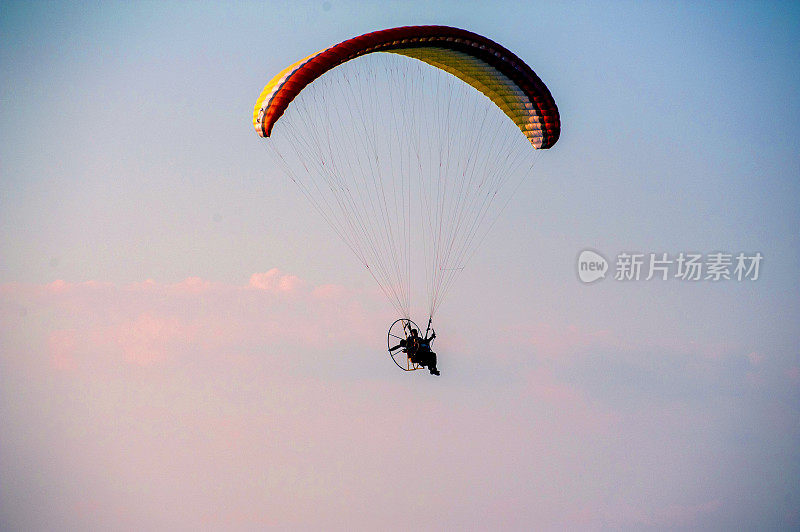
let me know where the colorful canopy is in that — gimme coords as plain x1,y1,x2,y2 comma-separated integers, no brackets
253,25,560,149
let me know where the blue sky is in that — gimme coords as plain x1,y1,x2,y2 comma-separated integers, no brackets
1,1,799,529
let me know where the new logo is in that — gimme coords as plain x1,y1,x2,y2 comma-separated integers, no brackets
577,250,608,283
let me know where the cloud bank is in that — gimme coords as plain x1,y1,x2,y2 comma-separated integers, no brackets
1,270,798,530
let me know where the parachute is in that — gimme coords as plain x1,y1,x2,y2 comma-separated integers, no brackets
254,25,559,326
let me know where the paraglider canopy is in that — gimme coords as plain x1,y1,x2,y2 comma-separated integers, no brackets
255,25,560,148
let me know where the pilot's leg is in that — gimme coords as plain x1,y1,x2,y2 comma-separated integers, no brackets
428,352,439,375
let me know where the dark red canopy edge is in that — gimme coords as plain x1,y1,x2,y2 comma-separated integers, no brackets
262,25,560,148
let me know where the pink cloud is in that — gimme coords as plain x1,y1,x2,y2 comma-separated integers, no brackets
47,279,71,293
113,312,197,367
249,268,302,292
128,279,157,291
0,270,788,531
169,276,211,293
312,283,346,299
1,270,383,372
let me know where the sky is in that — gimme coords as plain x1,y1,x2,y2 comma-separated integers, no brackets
1,0,799,530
